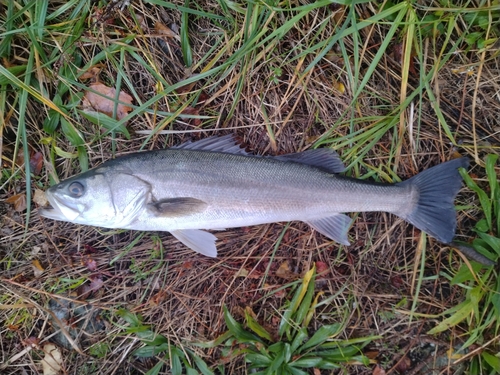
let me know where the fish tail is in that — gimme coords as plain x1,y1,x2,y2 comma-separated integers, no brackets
397,157,469,243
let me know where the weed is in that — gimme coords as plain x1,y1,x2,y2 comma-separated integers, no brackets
218,265,378,374
428,155,500,373
116,309,213,375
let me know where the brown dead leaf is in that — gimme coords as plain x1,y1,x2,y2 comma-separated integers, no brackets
176,81,197,94
198,90,209,104
155,22,179,40
364,350,379,359
372,365,386,375
82,83,133,121
390,275,404,289
79,66,101,81
149,290,168,306
6,193,26,212
181,106,202,126
395,356,411,373
83,257,97,271
33,189,48,206
451,66,474,75
32,259,45,278
275,261,299,280
235,268,249,278
15,148,25,167
324,51,344,66
41,343,63,375
23,336,40,348
315,261,329,278
235,268,263,279
313,369,321,375
332,80,345,95
83,244,98,254
392,43,403,64
88,276,104,292
29,151,43,175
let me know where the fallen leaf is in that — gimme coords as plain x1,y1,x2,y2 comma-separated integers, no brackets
29,151,43,175
198,90,209,104
83,244,98,254
31,259,45,278
176,81,197,94
275,261,298,280
235,268,249,278
181,106,202,126
23,336,40,348
325,51,344,66
273,288,286,298
79,66,102,81
315,261,329,278
15,148,25,167
41,343,63,375
149,290,167,306
33,189,48,206
392,43,403,64
373,365,386,375
89,277,104,292
364,350,380,359
30,246,42,259
451,66,474,75
6,193,26,212
155,22,179,40
390,275,404,289
82,83,133,121
332,80,345,95
394,356,410,373
83,257,97,271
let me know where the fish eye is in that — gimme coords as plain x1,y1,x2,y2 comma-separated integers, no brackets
68,182,85,197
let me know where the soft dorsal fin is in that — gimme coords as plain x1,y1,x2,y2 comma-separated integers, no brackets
274,149,345,174
172,135,248,155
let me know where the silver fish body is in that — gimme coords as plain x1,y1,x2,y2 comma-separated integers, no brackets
40,136,468,256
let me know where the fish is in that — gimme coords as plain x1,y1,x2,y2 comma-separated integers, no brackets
39,135,469,257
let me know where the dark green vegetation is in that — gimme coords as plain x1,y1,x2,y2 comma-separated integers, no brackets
1,0,499,374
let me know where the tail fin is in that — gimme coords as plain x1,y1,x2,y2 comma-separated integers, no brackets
397,157,469,243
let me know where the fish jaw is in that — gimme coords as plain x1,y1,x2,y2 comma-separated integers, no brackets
39,188,82,222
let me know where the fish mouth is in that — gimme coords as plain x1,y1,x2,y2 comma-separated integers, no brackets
39,191,81,222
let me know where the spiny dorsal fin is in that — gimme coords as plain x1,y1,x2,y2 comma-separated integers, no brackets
172,135,248,155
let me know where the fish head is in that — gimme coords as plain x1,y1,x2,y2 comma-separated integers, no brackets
40,167,151,228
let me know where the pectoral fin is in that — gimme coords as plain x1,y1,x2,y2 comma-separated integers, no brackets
171,229,218,257
148,197,207,217
306,214,352,245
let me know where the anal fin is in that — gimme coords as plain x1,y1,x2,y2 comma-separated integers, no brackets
171,229,218,257
306,214,352,245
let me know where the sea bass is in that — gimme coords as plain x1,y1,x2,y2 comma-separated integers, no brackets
40,136,468,257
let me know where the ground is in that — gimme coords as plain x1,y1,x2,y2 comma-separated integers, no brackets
1,0,500,374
